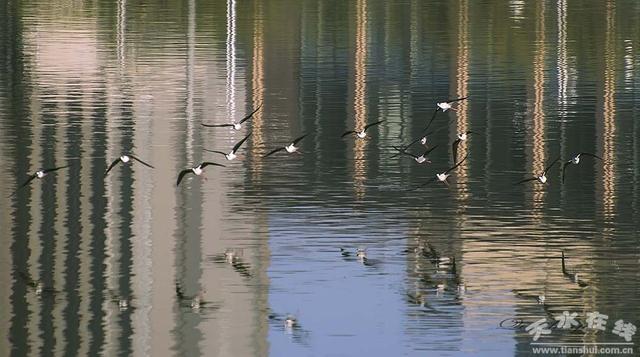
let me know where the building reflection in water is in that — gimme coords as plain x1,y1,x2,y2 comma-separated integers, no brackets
351,0,368,199
527,0,546,218
597,0,617,223
250,0,265,181
453,0,470,205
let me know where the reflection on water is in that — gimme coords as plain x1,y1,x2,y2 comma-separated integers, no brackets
1,1,639,356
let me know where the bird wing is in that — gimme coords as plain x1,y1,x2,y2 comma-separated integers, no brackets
444,154,468,174
238,105,262,124
515,177,538,185
421,144,439,157
341,130,356,138
264,147,285,157
400,151,418,159
292,134,308,145
446,97,468,103
201,123,233,128
176,169,192,186
203,149,227,157
451,139,461,164
232,132,252,153
543,156,560,175
579,152,603,161
561,161,572,183
414,177,437,190
104,158,122,176
423,108,440,132
201,162,226,169
43,165,69,174
130,155,155,168
363,120,385,131
11,174,38,197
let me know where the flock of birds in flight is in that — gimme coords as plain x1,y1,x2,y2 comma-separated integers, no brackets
11,97,606,329
11,96,603,197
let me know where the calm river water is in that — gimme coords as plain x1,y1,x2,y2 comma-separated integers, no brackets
1,0,639,356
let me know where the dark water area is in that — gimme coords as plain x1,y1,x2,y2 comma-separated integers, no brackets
1,0,639,356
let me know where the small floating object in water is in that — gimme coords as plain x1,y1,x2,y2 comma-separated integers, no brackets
118,299,129,311
537,295,546,304
284,314,297,328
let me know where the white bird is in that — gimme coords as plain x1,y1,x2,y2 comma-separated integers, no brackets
204,132,252,161
341,120,385,139
436,97,467,112
452,131,473,163
11,165,69,197
264,134,308,157
393,145,439,164
201,105,262,131
105,154,154,176
176,162,226,186
561,152,602,183
515,157,560,185
416,155,468,188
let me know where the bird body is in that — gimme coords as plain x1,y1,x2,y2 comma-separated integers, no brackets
516,157,560,185
561,152,602,183
341,120,385,139
177,162,226,186
205,132,252,161
264,134,308,157
105,154,154,176
201,105,262,130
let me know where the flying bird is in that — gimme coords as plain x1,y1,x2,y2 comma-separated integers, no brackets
436,97,468,112
393,145,439,164
515,156,560,185
452,131,473,164
11,165,69,197
105,154,154,176
204,132,252,161
416,154,468,188
561,152,602,183
176,162,226,186
201,104,262,130
341,120,385,139
264,134,308,157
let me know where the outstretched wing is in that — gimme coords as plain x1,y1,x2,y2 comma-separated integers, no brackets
264,147,285,158
561,161,571,183
515,177,538,185
363,120,385,131
579,152,603,161
451,139,461,165
238,105,262,124
413,177,437,191
421,145,439,157
203,149,228,157
446,97,468,103
202,123,233,128
444,154,468,174
423,108,440,132
341,130,355,138
130,155,155,169
176,169,192,186
104,158,122,176
543,156,560,175
201,162,226,169
12,174,38,196
43,165,69,174
232,132,252,153
292,134,308,145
